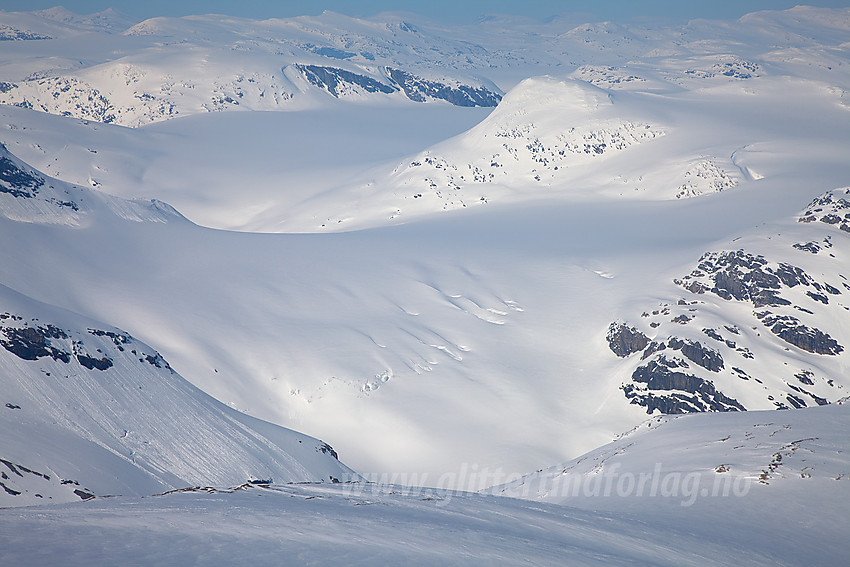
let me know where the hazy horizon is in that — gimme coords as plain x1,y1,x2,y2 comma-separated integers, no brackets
4,0,850,25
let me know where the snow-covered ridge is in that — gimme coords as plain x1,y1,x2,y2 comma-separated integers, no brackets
494,401,850,505
2,6,850,128
389,77,664,198
0,141,183,226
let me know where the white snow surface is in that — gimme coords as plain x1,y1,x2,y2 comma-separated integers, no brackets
1,6,849,563
0,5,849,549
1,404,847,565
1,5,850,484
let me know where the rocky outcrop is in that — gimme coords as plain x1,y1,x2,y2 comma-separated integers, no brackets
623,357,745,414
295,64,397,97
0,312,166,373
606,323,650,357
0,143,80,211
0,152,44,199
757,312,843,355
0,323,70,363
797,188,850,232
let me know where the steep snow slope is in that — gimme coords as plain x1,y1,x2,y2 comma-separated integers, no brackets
0,282,352,509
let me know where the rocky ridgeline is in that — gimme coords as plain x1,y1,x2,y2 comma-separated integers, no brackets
607,189,850,415
0,312,171,375
392,119,663,210
296,64,502,107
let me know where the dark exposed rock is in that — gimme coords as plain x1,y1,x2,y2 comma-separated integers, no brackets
293,64,502,107
385,68,502,107
787,382,828,406
703,328,723,342
807,291,829,304
0,458,23,477
5,403,21,409
678,251,838,310
0,153,44,198
793,242,821,254
73,489,96,500
0,29,51,41
731,367,751,380
606,323,650,357
785,394,807,409
309,46,357,60
640,340,667,360
752,290,790,308
795,370,815,385
774,263,812,288
145,353,171,371
318,442,339,460
296,64,397,97
760,313,843,355
0,325,71,363
88,328,131,346
623,358,744,414
0,481,21,496
76,353,113,371
668,338,725,372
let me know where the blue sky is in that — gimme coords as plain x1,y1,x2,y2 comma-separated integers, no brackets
4,0,850,23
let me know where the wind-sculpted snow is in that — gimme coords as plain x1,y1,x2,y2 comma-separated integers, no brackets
609,189,850,415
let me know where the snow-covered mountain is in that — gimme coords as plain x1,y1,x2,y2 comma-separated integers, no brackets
0,9,505,127
606,188,850,415
1,4,849,483
1,4,849,563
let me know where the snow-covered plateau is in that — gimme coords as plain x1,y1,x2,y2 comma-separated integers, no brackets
1,4,849,564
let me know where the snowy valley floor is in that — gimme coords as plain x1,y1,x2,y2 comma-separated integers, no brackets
0,478,845,566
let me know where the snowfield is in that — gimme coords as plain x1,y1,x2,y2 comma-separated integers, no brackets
1,4,850,564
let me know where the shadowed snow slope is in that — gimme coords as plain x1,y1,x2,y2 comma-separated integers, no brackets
0,271,351,508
